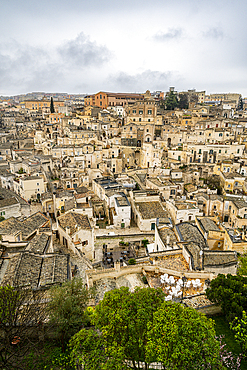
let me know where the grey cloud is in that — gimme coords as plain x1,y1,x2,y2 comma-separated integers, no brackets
203,27,224,39
153,28,183,42
58,32,111,67
0,42,54,93
108,69,178,92
0,33,112,94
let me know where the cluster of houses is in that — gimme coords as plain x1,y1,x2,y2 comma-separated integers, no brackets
0,88,247,303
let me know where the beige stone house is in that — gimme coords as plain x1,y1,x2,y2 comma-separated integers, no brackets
57,212,94,260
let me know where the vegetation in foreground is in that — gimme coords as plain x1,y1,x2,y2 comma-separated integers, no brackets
0,278,245,369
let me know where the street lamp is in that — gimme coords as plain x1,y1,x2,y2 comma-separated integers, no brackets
181,275,187,301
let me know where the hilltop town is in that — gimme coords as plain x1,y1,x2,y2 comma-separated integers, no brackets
0,87,246,307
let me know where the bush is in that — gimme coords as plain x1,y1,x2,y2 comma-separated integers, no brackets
128,258,136,265
142,239,148,248
142,275,148,284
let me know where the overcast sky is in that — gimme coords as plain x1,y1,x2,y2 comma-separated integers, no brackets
1,0,247,96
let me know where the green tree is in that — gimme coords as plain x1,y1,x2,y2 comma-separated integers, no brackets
93,287,165,369
70,328,127,370
178,93,189,109
146,301,221,369
0,285,48,370
48,278,95,351
231,310,247,357
50,97,55,113
128,258,136,265
165,91,178,110
206,274,247,322
238,253,247,276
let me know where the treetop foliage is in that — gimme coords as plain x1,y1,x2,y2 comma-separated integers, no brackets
69,287,225,369
206,274,247,322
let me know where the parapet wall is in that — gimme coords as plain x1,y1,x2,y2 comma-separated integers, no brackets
86,263,215,288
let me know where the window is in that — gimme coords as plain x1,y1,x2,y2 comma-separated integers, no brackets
148,109,152,114
139,110,143,114
37,183,39,186
133,109,136,113
199,149,202,154
130,127,132,131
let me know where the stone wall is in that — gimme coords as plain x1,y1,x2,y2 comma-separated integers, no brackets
86,263,215,288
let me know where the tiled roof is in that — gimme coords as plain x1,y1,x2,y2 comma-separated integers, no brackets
176,222,208,249
135,201,168,219
158,227,177,246
185,242,201,270
232,199,247,209
0,197,19,208
197,217,220,232
58,212,91,234
2,250,68,288
0,187,28,205
76,186,89,194
26,233,50,254
204,251,237,267
0,212,50,239
21,213,50,239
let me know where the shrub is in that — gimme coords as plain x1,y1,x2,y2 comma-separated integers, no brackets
128,258,136,265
